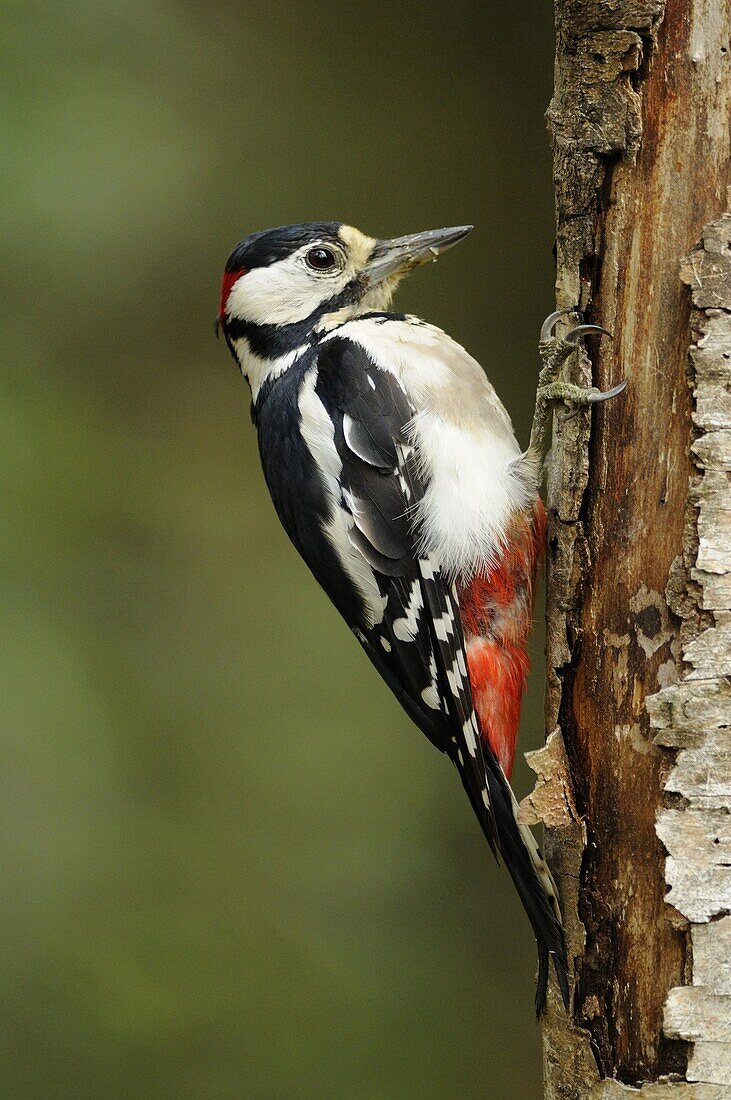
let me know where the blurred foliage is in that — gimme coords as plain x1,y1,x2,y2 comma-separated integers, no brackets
2,1,555,1096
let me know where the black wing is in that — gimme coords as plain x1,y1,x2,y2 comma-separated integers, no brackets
314,336,499,846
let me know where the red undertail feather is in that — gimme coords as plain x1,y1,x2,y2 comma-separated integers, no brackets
457,501,546,779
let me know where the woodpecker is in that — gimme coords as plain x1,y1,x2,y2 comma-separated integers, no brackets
217,221,625,1012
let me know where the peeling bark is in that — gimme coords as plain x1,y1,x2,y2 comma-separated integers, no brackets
652,216,731,1092
524,0,730,1094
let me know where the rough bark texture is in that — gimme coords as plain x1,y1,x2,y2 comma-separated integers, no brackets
519,1,730,1094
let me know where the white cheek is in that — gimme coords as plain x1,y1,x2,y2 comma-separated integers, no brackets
226,257,346,326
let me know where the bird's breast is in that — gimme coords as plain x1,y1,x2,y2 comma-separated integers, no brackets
323,316,536,576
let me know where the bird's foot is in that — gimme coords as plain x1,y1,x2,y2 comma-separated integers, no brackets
537,309,613,381
528,309,627,461
536,378,628,421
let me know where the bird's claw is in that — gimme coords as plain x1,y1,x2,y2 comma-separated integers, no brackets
529,310,627,461
564,323,613,344
545,378,629,421
538,311,613,377
586,378,628,403
540,308,575,343
540,310,613,346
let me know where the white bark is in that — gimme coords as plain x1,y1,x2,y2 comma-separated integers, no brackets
650,216,731,1091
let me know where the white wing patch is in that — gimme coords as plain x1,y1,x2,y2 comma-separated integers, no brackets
420,683,441,710
392,580,423,641
462,717,478,758
434,606,456,642
298,367,387,628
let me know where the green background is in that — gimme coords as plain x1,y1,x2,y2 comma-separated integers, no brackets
2,2,556,1096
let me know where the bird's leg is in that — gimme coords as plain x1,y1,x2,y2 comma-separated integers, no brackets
527,309,627,463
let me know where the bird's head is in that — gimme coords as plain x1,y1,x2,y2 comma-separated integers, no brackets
218,221,472,338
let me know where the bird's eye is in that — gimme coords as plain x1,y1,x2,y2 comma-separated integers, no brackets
305,247,337,272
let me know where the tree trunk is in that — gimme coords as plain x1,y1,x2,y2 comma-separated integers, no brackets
519,1,730,1094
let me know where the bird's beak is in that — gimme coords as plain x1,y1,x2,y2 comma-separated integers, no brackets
364,225,473,287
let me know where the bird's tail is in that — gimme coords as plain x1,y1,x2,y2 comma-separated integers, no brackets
482,752,570,1014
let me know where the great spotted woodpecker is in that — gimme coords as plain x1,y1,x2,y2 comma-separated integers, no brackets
217,221,625,1012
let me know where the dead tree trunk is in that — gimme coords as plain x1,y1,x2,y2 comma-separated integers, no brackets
519,1,730,1094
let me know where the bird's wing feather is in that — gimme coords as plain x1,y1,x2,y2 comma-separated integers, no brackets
314,336,499,847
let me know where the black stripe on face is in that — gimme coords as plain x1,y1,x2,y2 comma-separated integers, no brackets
224,277,365,357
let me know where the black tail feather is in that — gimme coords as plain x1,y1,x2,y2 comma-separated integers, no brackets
536,942,550,1016
474,752,570,1013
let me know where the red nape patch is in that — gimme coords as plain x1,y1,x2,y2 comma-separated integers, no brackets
219,267,246,320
